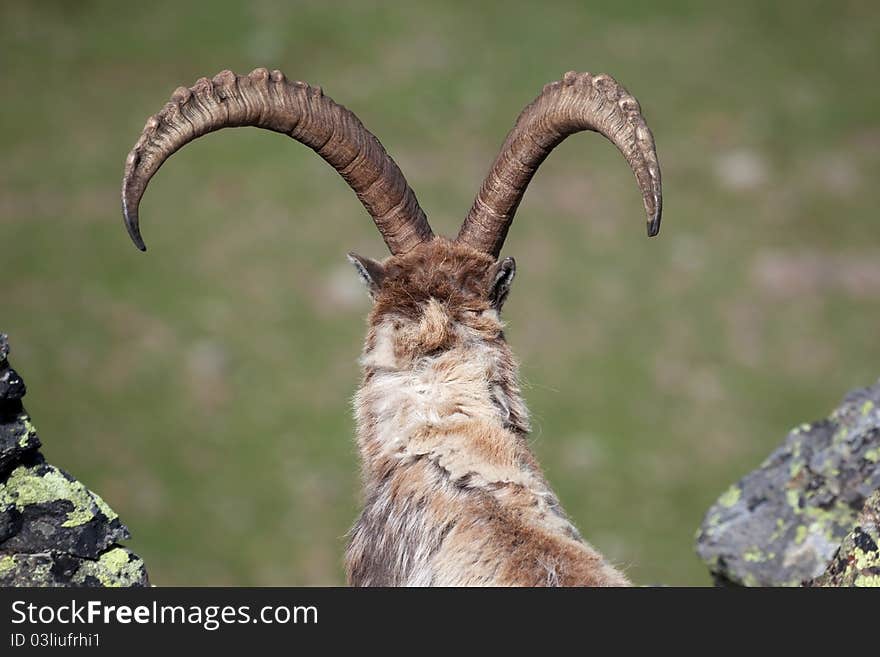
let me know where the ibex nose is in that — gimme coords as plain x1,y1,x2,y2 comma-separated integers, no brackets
419,298,452,352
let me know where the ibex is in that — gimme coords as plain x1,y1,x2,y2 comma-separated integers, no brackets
121,68,662,586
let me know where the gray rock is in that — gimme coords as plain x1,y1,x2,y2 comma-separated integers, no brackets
696,380,880,586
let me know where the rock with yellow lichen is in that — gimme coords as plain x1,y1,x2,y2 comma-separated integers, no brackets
0,333,149,587
806,490,880,587
696,380,880,586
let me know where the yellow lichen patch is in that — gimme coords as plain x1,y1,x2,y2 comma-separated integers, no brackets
718,485,741,508
769,517,787,542
854,574,880,587
0,464,117,527
743,547,764,562
19,416,38,448
98,547,130,572
853,546,878,571
0,554,15,575
68,547,145,587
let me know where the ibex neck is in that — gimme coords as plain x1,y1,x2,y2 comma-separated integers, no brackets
355,339,530,468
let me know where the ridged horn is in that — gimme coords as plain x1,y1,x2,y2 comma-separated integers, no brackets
457,71,662,256
122,68,434,255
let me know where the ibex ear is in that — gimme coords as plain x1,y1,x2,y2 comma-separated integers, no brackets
488,256,516,309
347,252,386,299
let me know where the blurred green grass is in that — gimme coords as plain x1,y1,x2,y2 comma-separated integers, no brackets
2,0,878,585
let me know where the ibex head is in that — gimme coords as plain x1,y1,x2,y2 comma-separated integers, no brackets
122,68,660,342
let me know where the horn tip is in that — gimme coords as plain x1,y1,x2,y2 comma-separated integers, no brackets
122,199,148,251
646,211,661,237
646,190,662,237
126,222,148,251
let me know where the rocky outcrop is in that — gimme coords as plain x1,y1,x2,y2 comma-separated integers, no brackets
696,380,880,586
0,333,149,587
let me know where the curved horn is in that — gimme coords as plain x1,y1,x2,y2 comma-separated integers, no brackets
457,71,662,256
122,68,433,255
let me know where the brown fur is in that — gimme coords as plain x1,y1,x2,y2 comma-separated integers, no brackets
346,237,630,586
